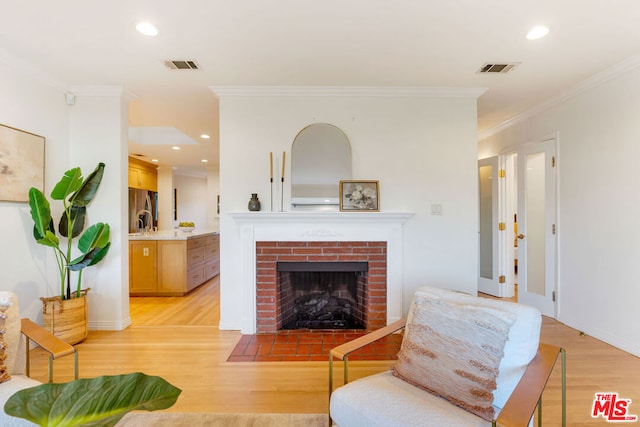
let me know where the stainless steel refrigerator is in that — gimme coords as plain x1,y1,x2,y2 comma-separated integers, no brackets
128,188,157,233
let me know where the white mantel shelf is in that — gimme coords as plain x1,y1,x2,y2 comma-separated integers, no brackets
229,210,414,334
230,211,414,223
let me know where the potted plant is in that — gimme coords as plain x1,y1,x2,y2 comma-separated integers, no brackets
28,162,111,344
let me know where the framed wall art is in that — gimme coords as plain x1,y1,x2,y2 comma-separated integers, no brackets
339,180,380,212
0,124,45,202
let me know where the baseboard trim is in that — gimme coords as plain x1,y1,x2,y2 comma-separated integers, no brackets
559,315,640,358
89,316,132,331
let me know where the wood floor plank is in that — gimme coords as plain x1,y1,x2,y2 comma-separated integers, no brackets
24,279,640,425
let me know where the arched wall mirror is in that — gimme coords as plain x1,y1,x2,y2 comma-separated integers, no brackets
291,123,352,210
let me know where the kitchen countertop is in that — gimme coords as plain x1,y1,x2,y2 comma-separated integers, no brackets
128,229,218,241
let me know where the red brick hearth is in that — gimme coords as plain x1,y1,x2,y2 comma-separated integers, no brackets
256,241,387,333
227,329,402,362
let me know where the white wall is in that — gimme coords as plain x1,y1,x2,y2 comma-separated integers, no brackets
206,165,220,230
0,58,70,320
156,165,174,230
174,173,209,229
479,64,640,357
215,89,480,330
0,54,130,330
67,88,130,330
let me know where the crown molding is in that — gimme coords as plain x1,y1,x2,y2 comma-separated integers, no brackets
210,85,487,99
67,85,136,100
0,48,138,101
479,53,640,140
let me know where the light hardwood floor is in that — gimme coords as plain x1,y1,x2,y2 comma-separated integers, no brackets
27,279,640,425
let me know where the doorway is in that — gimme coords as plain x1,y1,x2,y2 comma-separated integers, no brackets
515,138,557,317
478,136,558,318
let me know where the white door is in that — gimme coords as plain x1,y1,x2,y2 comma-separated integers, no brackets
478,157,500,296
516,139,557,317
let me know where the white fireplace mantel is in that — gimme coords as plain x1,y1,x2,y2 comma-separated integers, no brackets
231,211,414,223
230,211,413,334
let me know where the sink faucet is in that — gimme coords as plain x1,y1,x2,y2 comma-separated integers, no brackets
136,210,153,233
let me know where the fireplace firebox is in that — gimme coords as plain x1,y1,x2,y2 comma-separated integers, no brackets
277,261,367,329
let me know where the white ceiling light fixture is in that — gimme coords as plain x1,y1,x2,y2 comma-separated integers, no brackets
136,21,158,36
151,159,159,162
172,146,180,150
526,25,550,40
200,134,210,139
201,159,208,163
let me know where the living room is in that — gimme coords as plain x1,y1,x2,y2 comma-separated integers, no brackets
1,2,640,425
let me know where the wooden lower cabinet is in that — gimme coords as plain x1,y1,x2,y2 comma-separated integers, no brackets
203,234,221,279
129,234,219,296
129,241,158,294
157,240,188,294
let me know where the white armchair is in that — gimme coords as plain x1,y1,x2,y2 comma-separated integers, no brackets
0,292,78,426
329,287,565,427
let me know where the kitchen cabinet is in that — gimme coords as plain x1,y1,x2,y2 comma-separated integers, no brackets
129,231,219,296
129,241,158,294
128,157,158,192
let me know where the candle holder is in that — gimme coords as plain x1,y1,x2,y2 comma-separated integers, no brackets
269,152,274,211
280,151,286,212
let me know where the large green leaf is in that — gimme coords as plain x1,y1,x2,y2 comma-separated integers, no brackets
70,163,105,208
68,243,111,271
34,229,61,249
77,223,110,254
68,223,111,271
28,187,52,238
4,372,181,427
59,206,86,239
85,242,111,267
50,167,83,201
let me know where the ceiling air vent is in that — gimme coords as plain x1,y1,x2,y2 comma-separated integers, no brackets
164,60,199,70
478,62,519,74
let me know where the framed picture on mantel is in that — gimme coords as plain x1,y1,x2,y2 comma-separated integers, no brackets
0,124,45,203
339,180,380,212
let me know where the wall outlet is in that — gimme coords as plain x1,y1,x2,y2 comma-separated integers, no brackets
431,204,442,215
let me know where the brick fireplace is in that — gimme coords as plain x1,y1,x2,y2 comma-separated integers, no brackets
256,241,387,333
229,211,412,334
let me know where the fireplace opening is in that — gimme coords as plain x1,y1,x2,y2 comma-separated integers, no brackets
277,261,368,330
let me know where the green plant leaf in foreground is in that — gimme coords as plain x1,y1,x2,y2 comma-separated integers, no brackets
4,372,181,427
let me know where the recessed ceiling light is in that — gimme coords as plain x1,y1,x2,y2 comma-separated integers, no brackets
136,21,158,36
201,159,208,163
200,134,210,139
526,26,549,40
151,159,159,162
172,146,180,150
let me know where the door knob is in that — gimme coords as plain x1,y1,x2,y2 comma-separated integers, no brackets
517,234,526,240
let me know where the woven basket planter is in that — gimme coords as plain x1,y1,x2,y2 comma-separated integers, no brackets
41,289,89,345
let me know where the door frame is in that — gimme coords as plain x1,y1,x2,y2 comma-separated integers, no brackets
515,134,558,318
482,131,559,316
478,156,501,296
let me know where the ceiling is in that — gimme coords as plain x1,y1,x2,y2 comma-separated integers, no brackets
2,1,640,175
